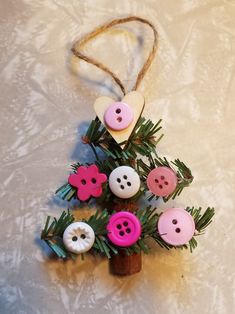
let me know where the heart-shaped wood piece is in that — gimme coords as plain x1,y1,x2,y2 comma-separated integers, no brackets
94,91,145,145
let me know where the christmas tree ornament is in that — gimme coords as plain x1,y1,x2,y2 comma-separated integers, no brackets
41,16,215,276
63,222,95,254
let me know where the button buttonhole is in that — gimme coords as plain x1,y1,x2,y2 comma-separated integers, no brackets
72,236,78,241
117,116,122,123
119,231,125,236
80,234,86,239
127,182,131,187
117,224,122,229
123,175,127,179
159,184,163,189
175,228,181,233
120,185,125,190
164,181,168,185
116,108,121,114
155,179,159,183
123,221,128,227
126,228,131,234
81,179,86,185
117,178,121,183
91,178,97,184
172,219,177,224
160,176,165,180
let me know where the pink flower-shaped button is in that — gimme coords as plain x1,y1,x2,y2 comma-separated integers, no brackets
107,211,141,247
104,102,134,131
147,166,178,197
68,165,107,201
157,208,195,246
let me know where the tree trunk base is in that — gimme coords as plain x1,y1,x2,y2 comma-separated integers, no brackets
109,251,142,276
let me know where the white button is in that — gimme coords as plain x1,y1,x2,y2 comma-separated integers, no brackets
63,222,95,254
109,166,140,199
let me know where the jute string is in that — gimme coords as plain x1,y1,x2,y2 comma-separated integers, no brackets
71,16,158,95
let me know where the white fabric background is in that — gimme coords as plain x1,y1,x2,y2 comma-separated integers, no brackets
0,1,234,313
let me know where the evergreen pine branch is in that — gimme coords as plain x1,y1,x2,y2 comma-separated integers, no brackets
124,117,164,157
186,206,215,234
136,206,159,237
84,210,119,258
55,183,77,201
41,205,214,259
41,211,75,259
83,118,126,160
85,209,109,234
83,116,163,160
41,210,74,238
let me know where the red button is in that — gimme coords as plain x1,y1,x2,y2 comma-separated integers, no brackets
147,166,177,197
107,212,141,247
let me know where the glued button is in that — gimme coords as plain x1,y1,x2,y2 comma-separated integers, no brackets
63,222,95,254
104,102,134,131
107,211,141,247
157,208,195,246
68,165,107,201
109,166,140,199
147,166,177,197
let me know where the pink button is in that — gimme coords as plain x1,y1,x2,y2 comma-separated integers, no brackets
147,166,178,197
104,102,134,131
157,208,195,246
107,212,141,247
68,165,107,201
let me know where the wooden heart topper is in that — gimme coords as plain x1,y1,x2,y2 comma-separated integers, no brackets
94,91,145,144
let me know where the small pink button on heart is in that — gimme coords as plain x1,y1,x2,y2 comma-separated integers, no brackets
104,102,134,131
147,166,177,197
107,211,141,247
157,208,195,246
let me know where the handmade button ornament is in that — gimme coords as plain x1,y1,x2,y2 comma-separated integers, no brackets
147,166,177,197
41,17,214,277
104,102,134,131
109,166,140,199
157,208,195,246
107,211,141,247
68,164,107,201
63,222,95,254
